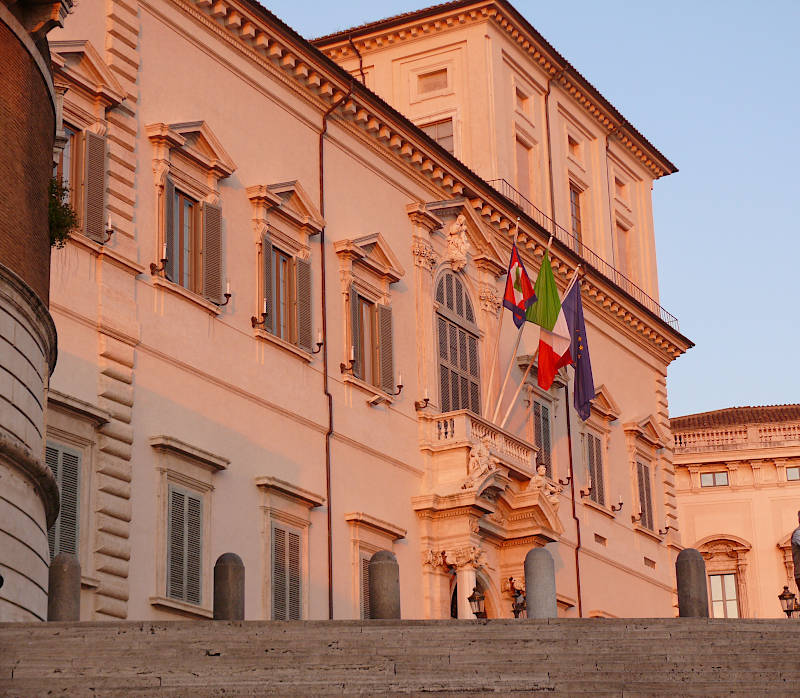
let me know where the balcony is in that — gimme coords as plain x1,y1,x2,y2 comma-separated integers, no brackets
418,409,536,484
487,178,679,331
673,423,800,453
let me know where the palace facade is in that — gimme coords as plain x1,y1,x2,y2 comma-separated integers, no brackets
16,0,690,622
673,405,800,618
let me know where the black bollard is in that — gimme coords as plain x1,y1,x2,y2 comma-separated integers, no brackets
213,553,245,620
676,548,709,617
47,553,81,621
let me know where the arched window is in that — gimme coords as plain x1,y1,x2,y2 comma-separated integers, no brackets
436,271,480,414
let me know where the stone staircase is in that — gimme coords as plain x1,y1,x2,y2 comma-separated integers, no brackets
2,619,799,696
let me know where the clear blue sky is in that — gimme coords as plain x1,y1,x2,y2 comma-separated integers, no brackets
267,0,800,417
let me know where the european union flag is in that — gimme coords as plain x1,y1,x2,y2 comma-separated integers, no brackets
561,279,594,421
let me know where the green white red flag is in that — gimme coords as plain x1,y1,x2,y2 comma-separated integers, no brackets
526,252,573,390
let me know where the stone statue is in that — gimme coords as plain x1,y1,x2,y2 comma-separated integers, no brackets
445,214,469,271
531,464,562,508
792,510,800,590
462,436,498,489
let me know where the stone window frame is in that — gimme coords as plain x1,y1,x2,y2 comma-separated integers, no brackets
696,535,752,618
623,416,666,540
344,512,406,620
45,390,110,591
149,435,229,619
580,384,620,518
517,363,564,480
247,182,323,360
409,57,456,104
334,233,404,398
146,121,236,312
255,476,324,621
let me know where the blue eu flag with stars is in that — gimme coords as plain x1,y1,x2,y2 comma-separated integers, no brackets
561,279,594,421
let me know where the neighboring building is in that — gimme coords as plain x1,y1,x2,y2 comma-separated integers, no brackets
672,405,800,618
0,0,71,621
38,0,690,623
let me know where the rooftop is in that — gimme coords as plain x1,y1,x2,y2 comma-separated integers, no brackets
671,405,800,431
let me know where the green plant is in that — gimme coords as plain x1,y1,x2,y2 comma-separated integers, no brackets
48,177,79,248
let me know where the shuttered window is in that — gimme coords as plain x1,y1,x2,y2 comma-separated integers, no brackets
202,201,223,304
83,130,106,242
586,433,605,506
533,401,552,477
350,286,393,390
360,554,371,620
636,461,654,531
45,442,81,561
272,523,302,620
167,485,203,605
260,234,313,352
436,272,479,414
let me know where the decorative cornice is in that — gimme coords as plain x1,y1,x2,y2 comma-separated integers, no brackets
344,512,406,540
255,475,325,508
149,435,230,471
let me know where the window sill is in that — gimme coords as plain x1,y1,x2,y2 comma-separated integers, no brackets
152,276,222,316
342,374,394,404
582,498,616,520
632,524,662,543
253,328,312,363
149,595,213,619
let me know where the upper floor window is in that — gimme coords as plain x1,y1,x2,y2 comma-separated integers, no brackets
636,461,654,530
350,287,393,390
787,466,800,481
701,471,729,487
569,183,583,243
261,239,311,349
586,432,605,506
709,572,739,618
614,220,630,277
515,137,532,199
534,400,552,478
436,272,479,414
421,118,454,154
45,441,81,561
53,125,77,197
168,188,199,291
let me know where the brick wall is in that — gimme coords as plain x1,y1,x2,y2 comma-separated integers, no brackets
0,19,55,305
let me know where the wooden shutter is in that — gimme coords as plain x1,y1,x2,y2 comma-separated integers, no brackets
167,486,203,604
541,404,551,477
202,201,223,304
360,555,371,620
296,258,313,352
45,442,80,561
272,525,287,620
637,462,653,530
467,334,480,414
287,530,301,620
262,234,274,333
378,304,393,393
167,487,186,600
593,436,605,506
165,176,176,281
350,285,361,379
438,316,450,412
82,131,106,242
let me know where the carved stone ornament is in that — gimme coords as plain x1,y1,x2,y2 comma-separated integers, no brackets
531,464,562,509
501,577,525,594
411,240,438,272
446,545,485,570
479,285,501,315
444,215,470,272
422,549,449,569
462,436,499,489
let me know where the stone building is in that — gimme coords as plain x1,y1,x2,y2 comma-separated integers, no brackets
25,0,690,622
0,0,72,621
673,405,800,618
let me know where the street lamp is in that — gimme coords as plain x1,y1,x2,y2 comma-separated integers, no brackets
467,586,486,619
778,586,798,618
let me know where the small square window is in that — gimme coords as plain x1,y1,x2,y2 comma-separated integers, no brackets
515,88,529,113
420,118,454,154
700,471,728,487
418,68,448,94
787,466,800,481
568,135,580,158
614,177,626,198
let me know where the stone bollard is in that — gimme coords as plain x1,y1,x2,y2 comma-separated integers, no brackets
368,550,400,619
47,553,81,621
524,547,557,618
213,553,245,620
676,548,709,617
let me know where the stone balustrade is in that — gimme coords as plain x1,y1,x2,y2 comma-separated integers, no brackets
419,409,536,478
674,422,800,452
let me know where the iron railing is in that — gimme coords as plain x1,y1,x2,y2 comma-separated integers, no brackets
486,178,680,331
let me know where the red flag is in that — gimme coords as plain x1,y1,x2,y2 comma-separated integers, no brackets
502,244,536,328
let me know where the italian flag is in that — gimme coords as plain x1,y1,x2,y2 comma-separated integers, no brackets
526,253,573,390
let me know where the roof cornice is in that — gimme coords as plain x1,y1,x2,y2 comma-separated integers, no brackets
313,0,676,179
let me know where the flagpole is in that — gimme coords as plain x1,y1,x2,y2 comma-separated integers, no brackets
483,218,520,418
499,347,538,429
491,320,526,423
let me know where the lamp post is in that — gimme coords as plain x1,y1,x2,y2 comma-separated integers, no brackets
778,586,799,618
467,586,486,619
